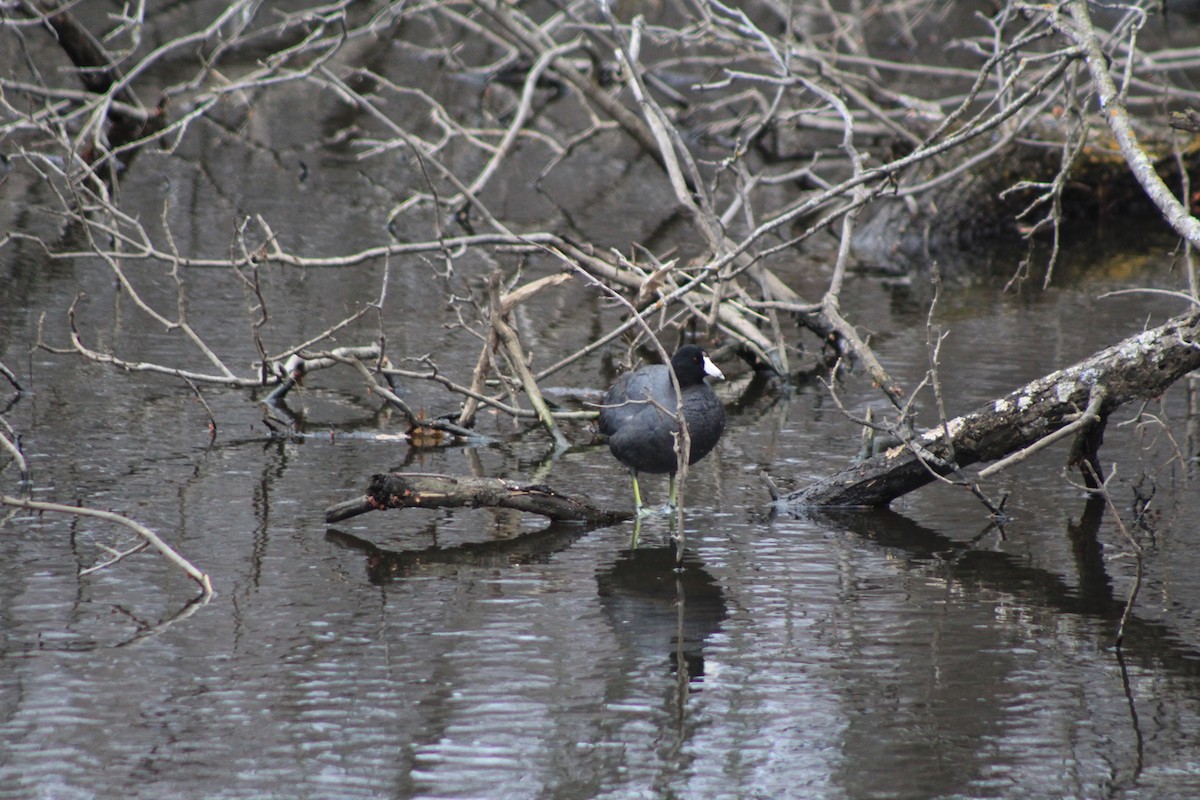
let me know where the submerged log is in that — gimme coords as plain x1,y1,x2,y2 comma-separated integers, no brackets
326,472,629,525
779,310,1200,510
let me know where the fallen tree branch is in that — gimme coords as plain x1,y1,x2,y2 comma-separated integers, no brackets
1,494,214,596
1059,0,1200,248
325,472,629,525
779,310,1200,509
978,386,1106,479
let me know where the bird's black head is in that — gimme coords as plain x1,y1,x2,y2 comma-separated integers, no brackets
671,345,724,386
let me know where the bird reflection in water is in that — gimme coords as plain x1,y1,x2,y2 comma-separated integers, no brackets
595,543,727,685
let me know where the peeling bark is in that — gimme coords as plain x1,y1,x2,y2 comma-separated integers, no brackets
778,311,1200,509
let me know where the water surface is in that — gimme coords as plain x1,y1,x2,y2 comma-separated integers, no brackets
2,10,1200,797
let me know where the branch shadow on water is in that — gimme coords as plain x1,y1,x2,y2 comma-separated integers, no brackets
325,521,600,582
807,502,1200,675
325,519,730,687
808,493,1200,772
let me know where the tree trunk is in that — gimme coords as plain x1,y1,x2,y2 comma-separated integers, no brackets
778,310,1200,510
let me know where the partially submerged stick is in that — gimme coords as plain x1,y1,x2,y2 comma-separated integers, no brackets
781,310,1200,509
1,495,214,596
325,472,629,525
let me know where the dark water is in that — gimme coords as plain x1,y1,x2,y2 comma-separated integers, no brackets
4,229,1200,799
4,10,1200,799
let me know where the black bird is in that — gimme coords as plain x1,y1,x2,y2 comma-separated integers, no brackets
599,345,726,516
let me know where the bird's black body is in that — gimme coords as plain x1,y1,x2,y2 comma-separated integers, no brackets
599,345,726,512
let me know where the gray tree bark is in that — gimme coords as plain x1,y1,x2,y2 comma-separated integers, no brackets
778,310,1200,510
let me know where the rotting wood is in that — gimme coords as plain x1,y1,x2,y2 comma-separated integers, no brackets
778,310,1200,510
325,473,630,525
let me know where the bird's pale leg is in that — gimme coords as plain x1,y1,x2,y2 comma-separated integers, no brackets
632,470,654,518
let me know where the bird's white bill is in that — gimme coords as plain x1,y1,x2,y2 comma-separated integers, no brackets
702,354,725,380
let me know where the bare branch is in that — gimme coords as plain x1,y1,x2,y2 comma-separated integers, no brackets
1,494,213,597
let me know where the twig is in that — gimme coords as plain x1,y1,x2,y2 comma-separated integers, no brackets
329,352,419,426
1060,0,1200,247
386,359,596,421
181,376,218,443
491,313,571,450
79,540,151,576
0,360,23,393
0,427,30,482
0,495,214,597
978,387,1107,479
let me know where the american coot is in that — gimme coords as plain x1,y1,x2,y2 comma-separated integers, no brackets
599,345,727,515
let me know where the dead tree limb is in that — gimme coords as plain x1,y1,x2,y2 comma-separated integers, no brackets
22,0,167,178
487,273,571,449
779,310,1200,509
0,428,29,482
1,494,214,596
0,360,24,393
1059,0,1200,249
325,472,629,525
